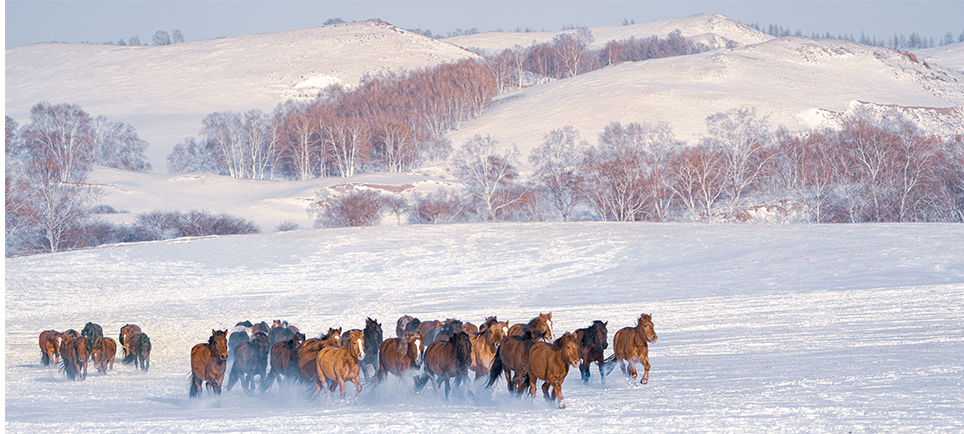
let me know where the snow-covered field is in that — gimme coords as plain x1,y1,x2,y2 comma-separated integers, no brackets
6,222,964,432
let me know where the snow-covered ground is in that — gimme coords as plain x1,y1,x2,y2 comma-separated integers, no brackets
6,222,964,432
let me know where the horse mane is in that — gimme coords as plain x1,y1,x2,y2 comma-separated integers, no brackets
364,318,383,344
550,333,571,350
404,318,421,334
480,316,499,332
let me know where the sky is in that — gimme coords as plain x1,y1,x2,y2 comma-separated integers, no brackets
5,1,964,49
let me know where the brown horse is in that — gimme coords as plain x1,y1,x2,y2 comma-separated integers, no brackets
573,320,609,385
313,330,366,398
417,320,444,344
375,331,424,384
486,327,543,393
123,332,152,371
89,336,117,375
118,324,142,357
508,312,554,341
468,317,508,380
39,330,63,366
60,334,89,380
227,331,270,393
298,328,341,384
526,332,581,409
611,313,658,385
262,333,305,392
189,330,229,398
419,330,472,399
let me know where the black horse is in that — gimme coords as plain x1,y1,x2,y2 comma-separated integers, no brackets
81,322,103,352
226,331,270,392
574,320,609,385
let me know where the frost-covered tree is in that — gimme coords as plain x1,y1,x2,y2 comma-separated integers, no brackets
454,134,524,221
529,126,587,221
152,30,170,45
129,35,141,46
172,29,184,44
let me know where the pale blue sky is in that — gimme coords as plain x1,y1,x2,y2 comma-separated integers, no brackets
5,1,963,49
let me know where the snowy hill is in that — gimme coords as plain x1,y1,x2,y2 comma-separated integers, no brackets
444,36,964,164
5,20,479,166
918,41,964,71
444,13,774,55
5,221,963,431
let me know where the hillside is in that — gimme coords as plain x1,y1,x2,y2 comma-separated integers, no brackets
5,20,479,166
443,36,964,165
444,13,774,55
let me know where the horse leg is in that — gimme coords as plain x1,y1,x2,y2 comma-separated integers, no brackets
641,356,650,385
555,382,566,409
579,360,590,384
337,378,347,397
442,377,451,399
190,375,201,398
541,381,551,400
597,360,606,386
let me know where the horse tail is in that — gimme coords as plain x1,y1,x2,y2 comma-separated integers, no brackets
485,346,504,389
189,373,201,398
602,353,618,375
122,351,135,365
226,358,241,392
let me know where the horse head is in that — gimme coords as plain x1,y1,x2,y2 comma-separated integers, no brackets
348,330,366,361
558,332,581,367
211,330,229,362
638,314,658,343
408,332,424,367
539,312,554,341
365,318,383,346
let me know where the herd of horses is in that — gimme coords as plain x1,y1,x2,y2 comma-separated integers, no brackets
38,322,152,380
188,313,658,409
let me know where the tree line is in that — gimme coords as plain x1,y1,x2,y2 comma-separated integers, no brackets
746,21,964,50
312,107,964,228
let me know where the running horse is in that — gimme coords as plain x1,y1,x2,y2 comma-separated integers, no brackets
226,331,270,393
507,312,554,341
573,320,609,385
467,316,508,380
262,333,305,392
419,330,472,399
313,330,366,398
60,334,89,380
298,328,342,386
118,324,142,358
610,313,658,385
123,332,152,371
486,327,543,393
375,331,424,385
89,336,117,375
525,332,581,409
189,330,229,398
341,318,383,379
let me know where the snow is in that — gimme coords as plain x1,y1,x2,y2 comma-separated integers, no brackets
4,20,479,167
6,222,964,432
445,37,964,167
918,42,964,71
444,13,774,55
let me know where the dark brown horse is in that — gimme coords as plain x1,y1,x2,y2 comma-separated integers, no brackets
375,331,424,384
298,328,342,385
611,313,658,385
396,315,421,338
573,320,609,385
60,334,89,380
419,330,472,399
39,330,63,366
468,317,508,380
340,318,383,379
417,320,444,344
486,327,543,393
89,336,117,375
508,312,554,341
433,319,465,344
313,330,366,398
122,332,152,371
526,332,581,409
118,324,142,358
81,322,103,352
189,330,229,398
226,331,270,393
262,333,305,392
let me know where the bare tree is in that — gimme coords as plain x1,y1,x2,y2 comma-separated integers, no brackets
152,30,171,45
702,108,773,215
313,189,386,228
529,126,587,221
454,134,524,221
20,102,96,183
172,29,184,44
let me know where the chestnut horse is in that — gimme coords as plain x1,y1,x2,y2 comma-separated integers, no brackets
611,313,658,385
60,334,89,380
189,330,229,398
262,333,305,392
468,317,508,380
526,332,581,409
123,332,152,371
298,328,341,385
313,330,366,398
486,327,543,393
375,331,424,385
573,320,609,385
39,330,63,366
419,331,472,399
341,318,383,379
226,331,270,393
89,336,117,375
118,324,142,358
507,313,554,341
